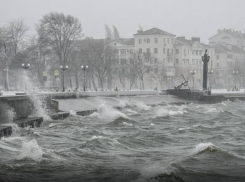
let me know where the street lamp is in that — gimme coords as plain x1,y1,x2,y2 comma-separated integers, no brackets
22,63,30,69
22,63,31,91
208,69,213,90
4,66,9,91
81,65,88,92
190,70,196,89
232,70,239,91
60,65,68,92
148,77,154,89
167,77,172,89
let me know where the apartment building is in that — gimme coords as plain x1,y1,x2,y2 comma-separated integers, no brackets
174,37,215,89
134,28,176,77
209,28,245,89
209,28,245,49
212,43,245,88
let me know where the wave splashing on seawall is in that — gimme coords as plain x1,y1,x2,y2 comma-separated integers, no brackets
1,96,245,182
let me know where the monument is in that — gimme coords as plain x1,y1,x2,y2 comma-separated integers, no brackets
202,50,210,90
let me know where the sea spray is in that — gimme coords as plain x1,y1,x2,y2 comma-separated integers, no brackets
97,104,129,121
16,139,43,162
22,71,51,121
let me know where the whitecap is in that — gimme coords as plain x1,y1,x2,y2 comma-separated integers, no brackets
192,142,217,155
16,139,43,162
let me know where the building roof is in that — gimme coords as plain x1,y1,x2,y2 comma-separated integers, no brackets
231,45,245,54
134,27,175,36
175,37,213,49
213,43,245,54
209,28,245,40
213,44,230,53
117,38,134,45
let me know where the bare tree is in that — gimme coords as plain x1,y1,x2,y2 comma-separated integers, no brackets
36,12,83,91
0,20,29,90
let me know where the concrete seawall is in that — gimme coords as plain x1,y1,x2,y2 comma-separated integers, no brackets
51,90,160,99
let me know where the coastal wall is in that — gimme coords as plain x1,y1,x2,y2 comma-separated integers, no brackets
0,96,30,121
0,94,52,123
51,90,160,99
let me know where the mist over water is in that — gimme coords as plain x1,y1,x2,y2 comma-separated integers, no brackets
1,98,245,182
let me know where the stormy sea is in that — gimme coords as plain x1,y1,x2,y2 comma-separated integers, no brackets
1,96,245,182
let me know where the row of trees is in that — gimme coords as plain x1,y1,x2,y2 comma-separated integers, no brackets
0,12,169,91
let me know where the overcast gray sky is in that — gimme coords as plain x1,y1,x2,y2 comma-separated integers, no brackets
0,0,244,43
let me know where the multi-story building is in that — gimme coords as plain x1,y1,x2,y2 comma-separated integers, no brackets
209,28,245,49
209,28,245,89
174,37,215,89
134,28,176,77
212,43,245,88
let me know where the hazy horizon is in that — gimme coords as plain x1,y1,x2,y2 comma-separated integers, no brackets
1,0,245,43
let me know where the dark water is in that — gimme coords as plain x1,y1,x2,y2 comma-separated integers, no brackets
1,97,245,182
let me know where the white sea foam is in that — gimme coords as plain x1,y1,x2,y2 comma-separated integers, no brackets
122,122,133,127
70,110,77,116
97,104,129,121
155,107,185,117
16,139,43,162
193,142,217,155
124,108,138,115
118,99,129,108
133,101,151,111
0,141,19,152
91,136,103,140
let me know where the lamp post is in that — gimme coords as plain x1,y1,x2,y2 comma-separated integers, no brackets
208,70,213,90
4,66,9,91
60,65,68,92
190,70,196,89
233,70,239,91
148,77,154,89
167,77,172,89
81,65,88,92
22,63,30,91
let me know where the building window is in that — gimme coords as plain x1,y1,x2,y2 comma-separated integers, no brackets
199,50,202,55
147,48,150,53
147,38,150,44
163,38,165,44
183,59,185,64
139,38,142,44
163,48,165,54
184,49,186,54
139,48,142,54
167,48,169,55
121,49,126,54
196,50,198,55
186,59,189,64
167,38,169,44
196,59,198,65
192,59,194,64
216,55,219,60
176,49,179,54
199,60,202,65
154,68,158,73
154,58,158,63
154,38,158,43
176,59,179,64
154,48,158,54
192,50,195,55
